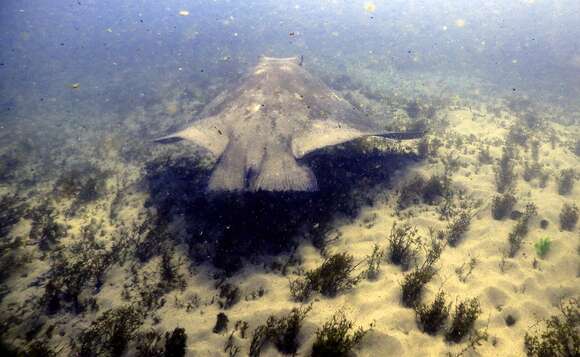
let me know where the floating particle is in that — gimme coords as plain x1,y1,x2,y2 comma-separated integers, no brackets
69,83,80,89
512,59,518,64
106,28,113,33
364,2,376,13
179,10,190,16
454,19,466,28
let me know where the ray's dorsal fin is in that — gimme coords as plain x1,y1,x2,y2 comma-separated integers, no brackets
291,120,424,159
153,115,229,158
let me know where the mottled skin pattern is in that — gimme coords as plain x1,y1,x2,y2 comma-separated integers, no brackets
156,56,422,192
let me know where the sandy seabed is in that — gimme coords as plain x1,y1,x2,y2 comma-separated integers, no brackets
0,80,578,357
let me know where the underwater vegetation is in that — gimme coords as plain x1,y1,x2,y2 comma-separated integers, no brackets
26,202,68,251
289,252,360,302
415,291,450,335
0,153,21,182
445,211,472,247
400,239,443,308
559,203,579,231
363,243,383,280
491,192,517,220
73,305,144,357
495,145,517,194
445,298,482,343
533,237,552,258
41,222,134,314
386,222,420,271
557,168,576,196
397,174,449,209
213,312,229,334
507,203,538,257
249,305,311,356
163,328,188,357
311,311,371,357
524,298,579,357
0,194,26,239
53,163,110,214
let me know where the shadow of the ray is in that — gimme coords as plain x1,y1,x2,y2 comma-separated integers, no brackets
144,143,419,274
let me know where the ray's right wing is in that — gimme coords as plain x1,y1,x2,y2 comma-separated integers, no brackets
153,115,229,158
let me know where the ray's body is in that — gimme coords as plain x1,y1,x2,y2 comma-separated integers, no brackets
156,56,422,191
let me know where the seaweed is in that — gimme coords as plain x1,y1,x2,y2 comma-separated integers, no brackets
213,313,229,334
135,215,171,263
397,174,448,209
53,163,110,214
41,225,124,313
522,161,544,182
363,244,383,280
164,328,187,357
455,257,477,283
522,112,542,130
445,298,482,343
446,211,472,247
405,101,421,119
533,237,551,258
26,202,67,251
224,333,241,357
400,239,443,307
417,137,430,158
477,146,493,165
397,175,426,209
0,237,29,286
134,327,187,357
290,252,360,302
249,324,270,357
311,311,370,357
495,145,517,193
423,175,447,205
135,330,164,357
386,222,420,270
530,140,540,162
559,203,579,231
507,203,537,257
491,192,517,220
158,248,186,292
506,124,528,147
0,194,26,239
0,153,21,182
26,340,57,357
524,298,579,357
73,305,144,357
269,306,311,354
415,291,450,335
557,168,575,195
249,305,311,356
218,283,241,309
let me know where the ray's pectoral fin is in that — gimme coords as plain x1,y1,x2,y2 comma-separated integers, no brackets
291,120,369,159
292,120,424,159
375,131,425,140
153,116,229,158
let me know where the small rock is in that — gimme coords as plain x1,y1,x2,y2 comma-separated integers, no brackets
505,314,516,326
